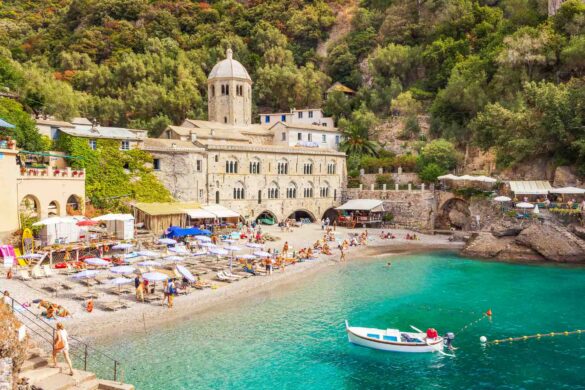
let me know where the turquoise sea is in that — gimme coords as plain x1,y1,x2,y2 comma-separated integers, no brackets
96,252,585,389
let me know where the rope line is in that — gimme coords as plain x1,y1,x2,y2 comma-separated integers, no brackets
487,329,585,345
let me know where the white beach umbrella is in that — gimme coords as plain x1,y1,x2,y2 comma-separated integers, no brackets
494,196,512,202
107,277,133,286
71,270,101,279
158,238,177,245
239,254,257,260
142,272,169,282
163,256,184,263
112,243,133,250
246,243,263,249
110,265,136,274
437,174,459,180
533,205,540,214
84,258,110,267
137,260,162,267
224,245,242,252
516,202,534,209
195,236,212,242
253,251,271,258
176,265,195,283
209,248,229,256
137,250,159,257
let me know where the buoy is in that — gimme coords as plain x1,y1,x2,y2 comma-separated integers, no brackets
486,309,492,317
480,336,487,343
564,331,569,335
523,335,528,340
537,334,541,338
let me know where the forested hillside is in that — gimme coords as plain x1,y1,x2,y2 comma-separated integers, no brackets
1,0,584,174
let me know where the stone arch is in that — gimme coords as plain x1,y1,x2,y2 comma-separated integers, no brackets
66,195,83,215
287,209,316,223
436,198,471,230
322,207,338,222
48,201,60,216
256,210,278,225
20,195,40,218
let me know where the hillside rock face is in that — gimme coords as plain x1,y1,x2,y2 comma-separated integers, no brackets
462,221,585,263
553,166,581,187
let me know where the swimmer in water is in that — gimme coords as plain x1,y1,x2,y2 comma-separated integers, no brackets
386,262,392,267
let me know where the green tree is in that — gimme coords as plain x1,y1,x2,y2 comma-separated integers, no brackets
418,163,447,183
339,105,380,156
418,139,460,171
0,98,45,151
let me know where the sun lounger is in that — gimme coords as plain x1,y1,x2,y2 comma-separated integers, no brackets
18,269,32,281
101,301,130,311
31,267,45,279
224,271,243,280
42,283,60,293
216,271,238,282
60,282,74,290
42,265,54,278
75,292,99,300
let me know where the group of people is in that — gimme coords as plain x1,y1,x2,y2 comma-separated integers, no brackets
320,217,337,231
38,299,71,319
379,231,397,240
134,274,178,308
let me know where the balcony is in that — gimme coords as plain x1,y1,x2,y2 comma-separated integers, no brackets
18,166,85,180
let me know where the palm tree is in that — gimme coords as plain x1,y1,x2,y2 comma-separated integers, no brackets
339,126,380,157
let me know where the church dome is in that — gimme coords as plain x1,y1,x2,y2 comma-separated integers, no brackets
208,48,251,81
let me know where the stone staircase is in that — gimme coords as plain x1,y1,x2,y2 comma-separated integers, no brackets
19,349,133,390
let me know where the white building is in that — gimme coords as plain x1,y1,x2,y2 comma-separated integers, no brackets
261,108,335,128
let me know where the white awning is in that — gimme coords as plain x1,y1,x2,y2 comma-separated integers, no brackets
509,181,552,195
549,186,585,194
184,209,217,219
93,213,134,221
336,199,384,212
202,204,241,218
437,174,459,180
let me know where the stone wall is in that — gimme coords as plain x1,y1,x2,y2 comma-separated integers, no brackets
346,189,435,230
359,172,420,187
149,150,207,202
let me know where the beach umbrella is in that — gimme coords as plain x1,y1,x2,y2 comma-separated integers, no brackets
158,238,177,245
163,256,185,263
137,250,159,257
83,258,110,267
224,245,242,252
110,265,135,274
437,174,459,180
176,265,195,283
107,277,133,286
112,243,133,250
533,205,540,214
76,220,99,227
209,248,229,256
246,243,263,249
199,242,216,248
195,236,212,242
516,202,534,209
137,260,161,267
494,196,511,202
240,254,257,260
169,246,190,254
71,270,101,279
142,272,169,282
19,253,44,259
253,251,271,258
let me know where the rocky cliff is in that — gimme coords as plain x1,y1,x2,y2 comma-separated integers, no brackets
462,220,585,263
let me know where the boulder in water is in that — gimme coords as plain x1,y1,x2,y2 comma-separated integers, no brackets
515,223,585,262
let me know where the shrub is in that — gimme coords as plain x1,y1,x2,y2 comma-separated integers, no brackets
375,173,394,188
418,163,446,183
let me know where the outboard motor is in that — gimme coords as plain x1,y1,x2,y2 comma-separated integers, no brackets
444,332,456,350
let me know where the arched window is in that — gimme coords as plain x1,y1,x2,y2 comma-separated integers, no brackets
277,160,289,175
221,85,225,95
20,195,40,218
225,84,229,95
303,182,314,198
286,182,297,199
215,191,220,204
303,161,314,175
224,117,228,124
48,201,60,216
320,181,331,198
211,85,215,97
225,159,238,174
233,182,245,200
268,182,279,199
249,159,261,174
327,162,336,175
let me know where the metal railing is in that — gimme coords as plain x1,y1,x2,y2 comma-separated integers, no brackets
8,297,123,383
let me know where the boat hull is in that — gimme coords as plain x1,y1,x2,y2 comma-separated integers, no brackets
346,327,443,353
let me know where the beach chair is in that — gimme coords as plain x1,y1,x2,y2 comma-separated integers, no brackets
42,283,60,293
17,269,31,281
42,265,54,278
101,301,128,311
60,282,74,290
224,270,243,280
31,267,45,279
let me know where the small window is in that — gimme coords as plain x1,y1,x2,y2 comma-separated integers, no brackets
214,155,219,162
233,187,245,199
322,123,327,127
308,133,312,142
196,160,202,172
298,111,303,119
166,130,171,139
297,133,302,141
249,161,260,174
335,135,340,145
225,85,229,96
224,117,228,124
322,134,327,143
120,140,130,150
221,85,225,95
226,160,238,174
199,189,204,198
308,111,314,118
258,190,262,204
153,159,160,170
215,191,220,204
88,139,97,150
211,85,215,96
281,132,286,141
281,115,286,122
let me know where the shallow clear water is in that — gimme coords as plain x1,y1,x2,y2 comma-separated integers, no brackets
96,253,585,389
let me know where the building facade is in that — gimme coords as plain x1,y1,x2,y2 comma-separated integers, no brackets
153,48,347,223
261,108,335,128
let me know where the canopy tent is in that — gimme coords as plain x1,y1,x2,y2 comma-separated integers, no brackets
166,226,212,238
184,209,216,219
33,216,85,245
92,213,134,240
508,181,552,195
549,187,585,194
201,204,241,219
0,118,15,128
336,199,384,212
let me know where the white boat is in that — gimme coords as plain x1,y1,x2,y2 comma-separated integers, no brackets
345,321,445,353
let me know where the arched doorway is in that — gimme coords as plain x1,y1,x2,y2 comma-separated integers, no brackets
322,208,338,223
66,195,82,215
436,198,471,230
47,201,60,216
20,195,40,218
287,210,316,223
256,210,277,225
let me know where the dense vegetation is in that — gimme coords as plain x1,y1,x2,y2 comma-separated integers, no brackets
1,0,584,178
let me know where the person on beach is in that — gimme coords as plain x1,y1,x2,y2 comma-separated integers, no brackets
283,241,289,256
136,279,145,302
167,279,175,309
85,298,93,313
52,322,74,376
340,248,346,262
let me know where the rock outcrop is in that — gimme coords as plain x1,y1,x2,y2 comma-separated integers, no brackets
462,221,585,263
553,166,581,187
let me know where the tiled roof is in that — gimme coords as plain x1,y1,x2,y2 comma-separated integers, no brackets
59,125,145,140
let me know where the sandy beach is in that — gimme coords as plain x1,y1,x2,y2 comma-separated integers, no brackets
1,224,462,343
